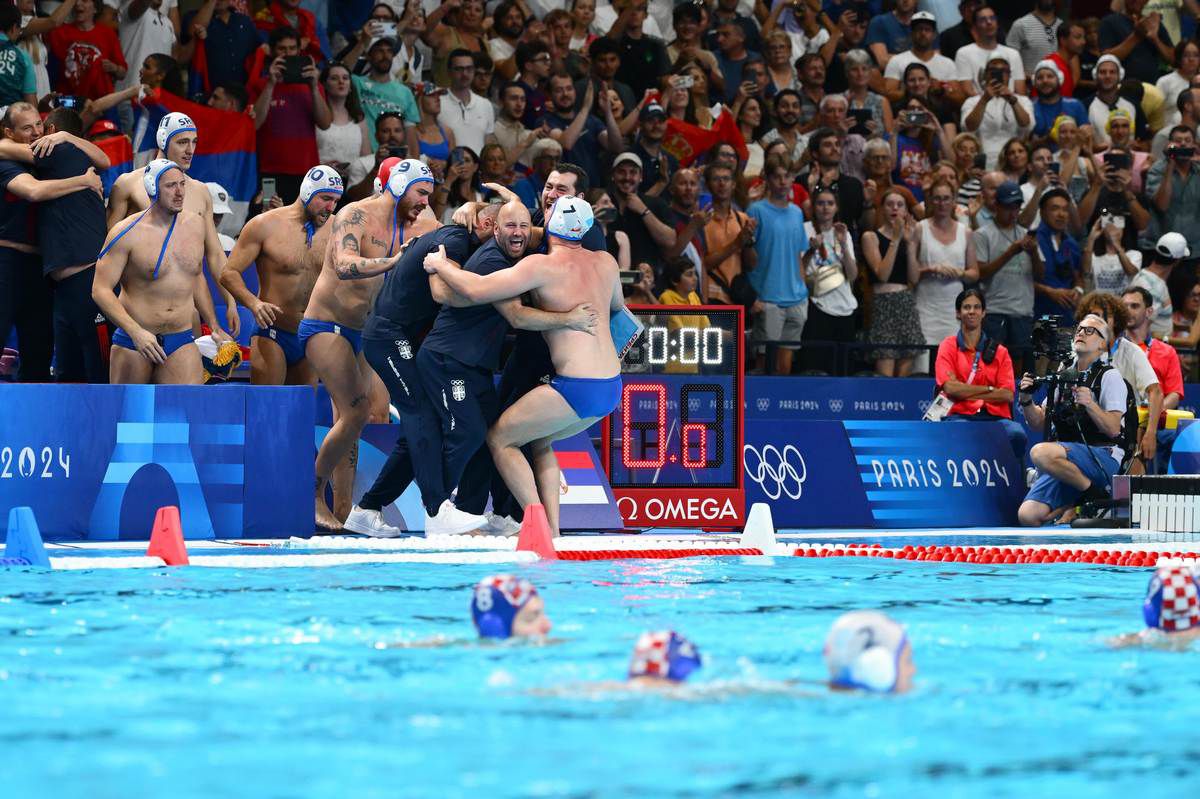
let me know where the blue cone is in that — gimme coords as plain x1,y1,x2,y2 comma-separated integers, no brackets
4,506,50,569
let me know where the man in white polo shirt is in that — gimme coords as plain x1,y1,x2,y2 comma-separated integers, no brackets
437,48,494,155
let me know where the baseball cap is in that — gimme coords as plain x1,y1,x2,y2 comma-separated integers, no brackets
206,181,232,215
415,81,447,98
996,181,1023,207
88,119,119,138
911,11,937,25
640,101,666,120
368,35,398,52
1157,231,1191,260
613,152,644,170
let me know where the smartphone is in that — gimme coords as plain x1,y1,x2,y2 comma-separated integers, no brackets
281,55,309,84
848,108,873,133
1048,161,1061,174
260,177,276,204
699,193,713,211
900,109,929,126
449,148,466,167
972,152,987,170
377,21,397,38
674,75,695,90
987,67,1006,85
1100,213,1127,230
385,144,409,159
1103,151,1132,170
55,95,81,110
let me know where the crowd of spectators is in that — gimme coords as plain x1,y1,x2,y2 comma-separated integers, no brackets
2,0,1200,385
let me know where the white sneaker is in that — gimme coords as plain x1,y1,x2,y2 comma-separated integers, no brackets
1026,467,1038,488
343,505,404,538
424,500,487,535
482,512,521,537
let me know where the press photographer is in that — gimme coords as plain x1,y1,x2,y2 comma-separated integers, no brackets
1017,314,1136,527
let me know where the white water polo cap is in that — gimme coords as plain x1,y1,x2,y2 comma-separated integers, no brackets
546,196,593,241
300,165,344,205
385,158,435,199
143,158,183,200
156,112,196,151
824,610,908,693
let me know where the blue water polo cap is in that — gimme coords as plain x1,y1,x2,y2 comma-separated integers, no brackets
471,574,538,639
628,630,702,682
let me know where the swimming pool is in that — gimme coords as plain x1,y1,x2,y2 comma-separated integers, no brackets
0,557,1186,798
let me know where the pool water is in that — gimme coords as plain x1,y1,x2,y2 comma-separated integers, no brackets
0,557,1192,798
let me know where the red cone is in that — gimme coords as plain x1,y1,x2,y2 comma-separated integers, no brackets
516,504,558,560
147,506,190,566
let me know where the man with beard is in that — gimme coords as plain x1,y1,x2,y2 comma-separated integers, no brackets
1047,21,1087,98
1006,0,1063,77
538,72,621,190
1031,60,1090,139
955,6,1027,96
107,112,240,337
302,159,438,531
760,90,808,168
351,34,419,142
883,12,959,105
631,102,677,196
220,165,343,387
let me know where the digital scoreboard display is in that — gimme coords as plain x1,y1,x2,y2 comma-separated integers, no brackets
602,306,745,528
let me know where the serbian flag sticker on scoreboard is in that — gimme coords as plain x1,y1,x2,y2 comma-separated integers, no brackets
552,433,624,531
557,449,609,505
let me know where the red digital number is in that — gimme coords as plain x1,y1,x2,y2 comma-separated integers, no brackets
621,383,667,468
681,423,707,468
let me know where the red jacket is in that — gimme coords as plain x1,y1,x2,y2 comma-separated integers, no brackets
254,2,323,61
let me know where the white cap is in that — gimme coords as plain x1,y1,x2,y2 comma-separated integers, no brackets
300,165,345,206
823,611,907,693
1157,231,1191,260
156,112,196,152
1034,59,1063,86
385,158,435,199
546,196,594,242
143,158,183,200
1094,53,1125,82
613,152,644,170
206,181,232,215
911,10,937,24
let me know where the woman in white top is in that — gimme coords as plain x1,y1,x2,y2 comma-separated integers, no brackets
16,0,75,98
1082,215,1141,294
316,64,371,183
913,178,979,345
801,187,858,373
1155,40,1200,115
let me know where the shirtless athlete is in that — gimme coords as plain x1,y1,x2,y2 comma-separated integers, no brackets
302,158,439,531
92,159,221,385
219,165,344,386
424,198,621,535
108,112,240,335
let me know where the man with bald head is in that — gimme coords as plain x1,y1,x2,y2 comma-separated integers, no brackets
414,201,598,536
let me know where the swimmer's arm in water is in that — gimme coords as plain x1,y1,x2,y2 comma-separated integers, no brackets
494,297,598,334
330,209,400,279
3,168,102,202
92,231,169,364
31,131,111,170
220,218,281,328
424,245,548,304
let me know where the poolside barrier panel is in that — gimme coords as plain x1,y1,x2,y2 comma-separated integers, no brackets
146,506,189,566
2,506,49,568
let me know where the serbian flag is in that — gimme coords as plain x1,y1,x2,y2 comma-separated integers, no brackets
663,107,748,167
132,88,257,228
96,133,133,198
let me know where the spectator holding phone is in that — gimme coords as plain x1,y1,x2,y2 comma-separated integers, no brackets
344,111,407,200
117,0,180,94
251,26,332,204
955,6,1026,97
1091,111,1150,193
892,101,950,202
316,64,371,184
1082,214,1140,294
1147,126,1200,260
961,57,1033,168
843,49,892,139
439,146,483,222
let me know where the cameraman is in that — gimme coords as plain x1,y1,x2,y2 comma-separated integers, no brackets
1018,314,1130,526
934,289,1027,463
1075,291,1162,465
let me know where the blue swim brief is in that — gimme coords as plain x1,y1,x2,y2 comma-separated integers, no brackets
1025,442,1119,511
112,327,195,357
549,374,623,419
252,323,306,367
298,318,363,356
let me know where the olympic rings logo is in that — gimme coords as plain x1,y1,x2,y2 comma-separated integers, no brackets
742,444,806,500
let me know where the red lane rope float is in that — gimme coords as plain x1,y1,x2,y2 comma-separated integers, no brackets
556,548,764,560
794,544,1200,568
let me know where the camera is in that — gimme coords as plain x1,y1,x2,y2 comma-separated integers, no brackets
1031,315,1074,364
900,109,930,126
281,55,311,84
987,67,1006,85
1168,145,1196,160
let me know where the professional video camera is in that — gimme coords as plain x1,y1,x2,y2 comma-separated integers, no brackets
1030,315,1074,365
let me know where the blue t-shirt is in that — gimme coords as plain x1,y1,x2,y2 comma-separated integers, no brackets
421,238,517,370
1033,97,1089,138
865,14,911,55
540,111,607,190
34,142,105,274
747,200,809,306
364,224,476,342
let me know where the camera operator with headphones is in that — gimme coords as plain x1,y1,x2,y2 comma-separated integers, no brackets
1017,313,1135,526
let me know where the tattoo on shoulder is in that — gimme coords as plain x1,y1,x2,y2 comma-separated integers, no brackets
341,234,360,254
347,209,367,227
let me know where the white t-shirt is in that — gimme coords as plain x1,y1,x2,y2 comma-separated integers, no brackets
884,50,958,83
803,222,858,317
1094,365,1130,464
487,36,515,66
1110,336,1159,405
437,91,495,156
118,0,177,91
954,43,1025,94
1090,249,1141,295
960,94,1034,169
592,2,666,39
1130,268,1174,337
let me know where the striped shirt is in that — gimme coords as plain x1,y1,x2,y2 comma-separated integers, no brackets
1006,13,1062,76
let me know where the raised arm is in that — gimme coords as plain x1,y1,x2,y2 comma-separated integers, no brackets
330,207,402,279
22,0,76,36
32,131,111,170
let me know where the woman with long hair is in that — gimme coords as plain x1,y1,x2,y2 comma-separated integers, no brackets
913,178,978,347
737,96,768,178
478,142,514,187
1169,282,1200,381
951,132,985,206
862,188,924,377
316,63,371,180
1081,214,1140,294
662,64,714,128
891,97,950,202
439,146,483,222
1156,39,1200,112
998,138,1030,186
1049,114,1096,204
801,187,858,374
569,0,598,52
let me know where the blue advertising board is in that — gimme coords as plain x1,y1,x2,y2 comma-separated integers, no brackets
745,376,935,421
0,385,313,540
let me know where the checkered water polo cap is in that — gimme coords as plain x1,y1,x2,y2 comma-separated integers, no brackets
628,630,702,682
471,574,538,639
1144,564,1200,632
